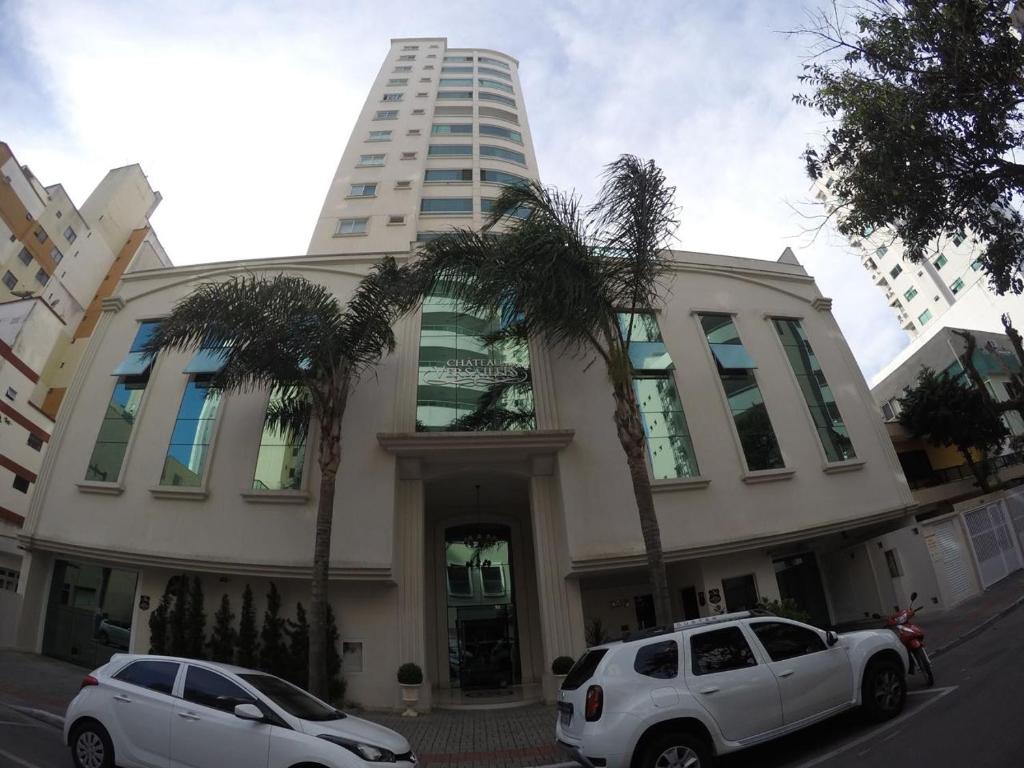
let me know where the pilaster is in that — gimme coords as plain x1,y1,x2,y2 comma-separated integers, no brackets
394,473,428,709
528,471,585,702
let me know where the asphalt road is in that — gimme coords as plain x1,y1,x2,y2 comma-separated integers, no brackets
2,606,1022,768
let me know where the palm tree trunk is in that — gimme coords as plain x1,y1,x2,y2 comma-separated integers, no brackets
309,409,342,699
610,378,673,627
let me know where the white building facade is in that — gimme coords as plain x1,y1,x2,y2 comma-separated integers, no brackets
16,41,922,711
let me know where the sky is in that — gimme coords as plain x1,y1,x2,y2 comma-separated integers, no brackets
0,0,910,380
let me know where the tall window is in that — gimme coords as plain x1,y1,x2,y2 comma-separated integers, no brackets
478,92,516,107
420,198,473,214
480,169,528,187
438,77,473,87
431,123,473,135
619,313,699,479
699,314,784,471
425,169,473,182
85,321,160,482
773,318,855,462
252,389,307,491
159,376,222,487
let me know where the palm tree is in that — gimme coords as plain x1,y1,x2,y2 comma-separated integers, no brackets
413,155,680,625
142,258,418,697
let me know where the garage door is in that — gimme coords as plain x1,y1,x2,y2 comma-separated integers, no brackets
962,503,1023,589
926,520,975,607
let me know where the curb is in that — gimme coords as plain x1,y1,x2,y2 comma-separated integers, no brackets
8,704,65,730
930,592,1024,659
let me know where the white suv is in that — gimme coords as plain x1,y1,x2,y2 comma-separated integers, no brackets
556,611,908,768
64,654,415,768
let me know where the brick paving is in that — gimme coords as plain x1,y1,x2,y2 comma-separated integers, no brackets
1,570,1022,767
359,705,566,768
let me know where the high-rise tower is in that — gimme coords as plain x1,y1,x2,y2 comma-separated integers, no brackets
307,38,540,255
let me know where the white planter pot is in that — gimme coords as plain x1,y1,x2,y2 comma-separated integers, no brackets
400,683,420,717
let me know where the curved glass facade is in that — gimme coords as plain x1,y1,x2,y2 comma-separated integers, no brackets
417,287,535,431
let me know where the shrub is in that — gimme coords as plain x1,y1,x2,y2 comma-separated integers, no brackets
325,603,346,703
754,596,812,624
208,594,236,663
236,584,259,668
185,577,207,659
259,583,288,677
551,656,575,675
285,603,310,689
148,586,172,655
397,662,423,685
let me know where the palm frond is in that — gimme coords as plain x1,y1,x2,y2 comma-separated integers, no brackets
590,154,679,312
262,387,313,443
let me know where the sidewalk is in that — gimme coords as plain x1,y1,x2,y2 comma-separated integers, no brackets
2,572,1021,767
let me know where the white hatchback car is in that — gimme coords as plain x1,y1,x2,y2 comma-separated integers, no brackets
64,654,415,768
556,611,909,768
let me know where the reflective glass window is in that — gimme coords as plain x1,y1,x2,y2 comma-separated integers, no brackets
478,78,513,93
479,124,522,143
480,199,530,220
428,144,472,156
416,287,534,431
420,198,473,214
444,55,473,62
159,375,222,487
85,322,160,482
437,91,473,100
425,169,473,182
773,318,855,462
477,56,510,68
114,660,179,694
618,313,699,479
478,91,516,107
699,314,784,471
183,667,255,712
441,66,473,73
431,123,473,135
439,77,473,87
479,145,525,165
478,67,511,80
480,169,528,187
252,389,306,491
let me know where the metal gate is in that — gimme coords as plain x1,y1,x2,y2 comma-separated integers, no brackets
1006,489,1024,546
926,520,975,606
962,503,1023,589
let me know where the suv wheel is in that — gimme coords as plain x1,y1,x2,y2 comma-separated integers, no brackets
638,731,712,768
861,659,906,722
70,721,115,768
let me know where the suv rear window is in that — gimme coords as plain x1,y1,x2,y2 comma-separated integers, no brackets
561,649,607,691
634,640,678,679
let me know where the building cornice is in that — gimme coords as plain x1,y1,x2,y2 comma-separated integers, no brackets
17,534,394,582
567,503,917,577
377,429,574,455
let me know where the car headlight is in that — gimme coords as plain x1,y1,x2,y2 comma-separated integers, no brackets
318,734,396,763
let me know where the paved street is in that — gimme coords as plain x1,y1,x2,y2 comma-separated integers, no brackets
1,598,1022,768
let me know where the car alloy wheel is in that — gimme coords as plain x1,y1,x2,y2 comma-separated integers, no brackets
75,730,106,768
655,745,701,768
873,668,902,712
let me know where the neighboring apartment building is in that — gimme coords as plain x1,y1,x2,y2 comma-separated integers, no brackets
0,142,170,594
872,327,1024,513
17,40,920,711
812,179,1022,340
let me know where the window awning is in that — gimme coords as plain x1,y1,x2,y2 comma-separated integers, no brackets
112,351,154,377
710,343,756,370
183,348,230,375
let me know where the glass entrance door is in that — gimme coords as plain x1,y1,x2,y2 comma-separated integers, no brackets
444,524,520,689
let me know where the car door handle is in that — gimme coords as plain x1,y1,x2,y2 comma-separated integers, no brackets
777,669,794,678
113,694,132,703
698,687,720,694
177,711,201,721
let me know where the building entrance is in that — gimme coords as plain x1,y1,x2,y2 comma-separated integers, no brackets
444,523,520,689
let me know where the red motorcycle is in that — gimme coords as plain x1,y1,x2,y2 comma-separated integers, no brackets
879,591,934,686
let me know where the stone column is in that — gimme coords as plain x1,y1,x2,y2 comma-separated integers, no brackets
529,462,585,703
394,460,428,710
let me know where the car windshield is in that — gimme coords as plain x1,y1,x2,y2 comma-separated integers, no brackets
238,674,345,721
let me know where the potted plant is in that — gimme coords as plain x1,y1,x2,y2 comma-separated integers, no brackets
551,656,575,682
397,662,423,717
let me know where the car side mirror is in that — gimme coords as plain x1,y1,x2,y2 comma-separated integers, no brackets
825,630,839,646
234,703,263,721
871,613,881,619
910,591,918,602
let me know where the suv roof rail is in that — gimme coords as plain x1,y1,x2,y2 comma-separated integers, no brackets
619,610,770,643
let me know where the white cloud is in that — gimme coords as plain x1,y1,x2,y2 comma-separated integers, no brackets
0,0,908,378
